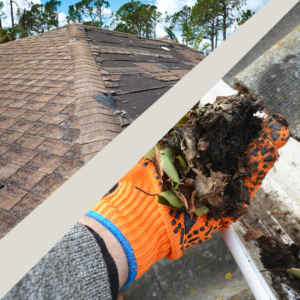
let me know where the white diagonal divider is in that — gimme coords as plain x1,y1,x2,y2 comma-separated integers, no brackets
0,0,298,297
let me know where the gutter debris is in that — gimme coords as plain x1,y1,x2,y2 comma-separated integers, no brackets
143,93,280,221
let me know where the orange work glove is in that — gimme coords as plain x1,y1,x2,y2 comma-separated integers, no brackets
86,114,289,289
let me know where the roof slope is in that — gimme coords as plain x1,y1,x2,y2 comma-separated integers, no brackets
0,24,204,238
85,26,204,120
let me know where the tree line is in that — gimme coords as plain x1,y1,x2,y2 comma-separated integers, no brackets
0,0,254,52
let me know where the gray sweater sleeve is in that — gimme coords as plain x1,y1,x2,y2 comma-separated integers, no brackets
2,223,113,300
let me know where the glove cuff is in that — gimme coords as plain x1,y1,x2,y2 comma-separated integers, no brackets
86,210,137,290
90,159,171,280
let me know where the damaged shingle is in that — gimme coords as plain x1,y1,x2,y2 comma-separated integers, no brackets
156,63,168,70
155,43,173,48
92,93,118,110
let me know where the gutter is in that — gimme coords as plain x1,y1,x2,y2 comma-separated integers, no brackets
220,227,276,300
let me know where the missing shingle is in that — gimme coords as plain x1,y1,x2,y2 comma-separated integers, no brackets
0,184,6,195
155,43,173,48
77,28,86,33
92,93,117,110
156,64,167,70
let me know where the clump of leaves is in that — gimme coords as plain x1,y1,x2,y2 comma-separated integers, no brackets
143,93,265,220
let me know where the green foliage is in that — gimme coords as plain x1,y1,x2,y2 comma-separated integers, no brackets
113,0,162,38
67,0,110,28
0,27,16,43
191,0,246,50
192,27,212,51
164,25,178,42
158,190,185,210
191,0,221,51
217,0,246,40
0,1,5,18
236,9,255,25
17,0,61,35
288,268,300,278
165,5,193,46
0,0,6,29
195,206,210,216
112,22,136,35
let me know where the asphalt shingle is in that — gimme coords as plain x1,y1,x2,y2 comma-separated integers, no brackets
0,23,204,239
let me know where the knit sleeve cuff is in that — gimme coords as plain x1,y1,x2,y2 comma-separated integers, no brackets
85,225,119,300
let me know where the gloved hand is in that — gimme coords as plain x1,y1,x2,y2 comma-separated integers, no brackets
86,114,289,288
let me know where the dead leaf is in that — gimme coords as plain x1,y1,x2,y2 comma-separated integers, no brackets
238,184,250,205
193,169,227,208
178,186,191,200
233,158,247,179
152,146,164,179
188,111,199,124
244,228,265,242
184,178,195,187
193,169,214,194
205,186,227,208
278,211,291,218
198,138,209,151
211,171,228,182
171,186,195,213
174,124,199,166
215,96,227,103
219,103,233,113
233,206,248,220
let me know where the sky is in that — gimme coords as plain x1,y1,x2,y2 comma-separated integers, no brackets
1,0,269,42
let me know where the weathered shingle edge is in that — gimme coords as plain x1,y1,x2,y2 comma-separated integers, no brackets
67,24,122,163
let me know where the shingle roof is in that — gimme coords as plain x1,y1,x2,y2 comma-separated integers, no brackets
86,27,204,120
0,24,204,238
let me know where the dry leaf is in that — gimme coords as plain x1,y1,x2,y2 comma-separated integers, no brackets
198,138,209,151
152,146,164,179
233,158,247,179
184,178,195,187
193,169,227,208
278,211,291,218
244,228,265,241
205,185,227,208
171,186,196,213
233,206,248,220
238,184,250,205
188,111,199,124
174,124,199,166
211,171,228,182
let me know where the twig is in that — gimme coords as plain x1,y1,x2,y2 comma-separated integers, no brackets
134,186,160,196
